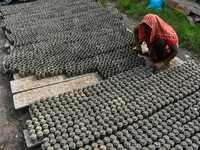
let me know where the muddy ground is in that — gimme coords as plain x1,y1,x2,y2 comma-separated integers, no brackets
0,2,199,150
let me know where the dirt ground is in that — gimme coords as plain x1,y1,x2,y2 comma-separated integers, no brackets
0,28,31,149
0,2,199,150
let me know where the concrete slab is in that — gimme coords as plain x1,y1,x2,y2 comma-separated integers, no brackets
23,129,42,148
13,73,102,109
11,73,96,94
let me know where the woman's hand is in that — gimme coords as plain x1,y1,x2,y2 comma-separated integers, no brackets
135,45,142,54
140,52,149,56
154,62,165,70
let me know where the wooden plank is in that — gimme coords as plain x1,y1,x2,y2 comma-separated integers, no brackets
165,0,190,15
183,0,200,17
186,15,195,26
13,73,102,109
166,0,200,17
11,73,94,94
194,15,200,24
11,75,65,93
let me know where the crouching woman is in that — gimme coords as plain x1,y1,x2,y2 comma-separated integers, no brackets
134,14,179,70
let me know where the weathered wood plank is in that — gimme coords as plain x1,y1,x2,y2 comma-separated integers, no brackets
13,73,101,109
11,73,95,94
194,15,200,24
166,0,200,17
11,74,65,93
165,0,190,15
186,15,195,26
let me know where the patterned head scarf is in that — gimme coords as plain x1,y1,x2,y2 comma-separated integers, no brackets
138,14,179,48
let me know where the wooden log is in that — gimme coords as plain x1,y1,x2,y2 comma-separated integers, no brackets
185,0,200,17
186,15,195,26
166,0,200,17
194,15,200,24
165,0,190,15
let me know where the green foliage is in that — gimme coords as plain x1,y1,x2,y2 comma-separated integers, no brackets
117,0,134,11
98,0,106,7
110,0,200,54
192,0,200,4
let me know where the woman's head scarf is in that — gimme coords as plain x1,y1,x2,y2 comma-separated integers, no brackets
139,14,179,48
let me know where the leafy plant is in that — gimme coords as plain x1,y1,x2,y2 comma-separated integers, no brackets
98,0,106,7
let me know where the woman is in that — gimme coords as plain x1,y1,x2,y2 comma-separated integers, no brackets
134,14,179,70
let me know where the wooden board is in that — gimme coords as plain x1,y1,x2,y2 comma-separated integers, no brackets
166,0,200,17
13,73,101,109
11,73,94,94
165,0,190,15
194,15,200,23
186,15,195,26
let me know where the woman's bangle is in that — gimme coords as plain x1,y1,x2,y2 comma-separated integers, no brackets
160,62,164,67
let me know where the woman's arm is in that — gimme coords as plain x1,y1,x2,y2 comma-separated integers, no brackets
154,43,178,69
134,25,140,46
163,43,178,65
134,25,142,54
